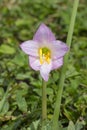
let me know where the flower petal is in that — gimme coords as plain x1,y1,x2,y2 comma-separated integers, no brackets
52,40,69,59
20,40,39,57
40,61,52,81
29,56,41,71
52,58,63,70
33,23,56,43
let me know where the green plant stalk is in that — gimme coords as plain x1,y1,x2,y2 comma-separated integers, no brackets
41,79,47,128
52,0,79,129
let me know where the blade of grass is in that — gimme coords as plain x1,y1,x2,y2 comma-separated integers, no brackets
0,86,10,113
52,0,79,129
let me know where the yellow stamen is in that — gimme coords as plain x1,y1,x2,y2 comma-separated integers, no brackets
45,52,50,64
39,48,43,64
39,47,51,64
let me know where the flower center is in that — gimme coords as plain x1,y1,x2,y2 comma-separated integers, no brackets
39,47,51,64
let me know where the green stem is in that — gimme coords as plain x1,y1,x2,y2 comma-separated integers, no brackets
52,0,79,129
42,79,47,128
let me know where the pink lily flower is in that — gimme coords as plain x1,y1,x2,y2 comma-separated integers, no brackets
20,23,69,81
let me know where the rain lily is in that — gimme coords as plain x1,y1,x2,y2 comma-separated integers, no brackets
20,23,69,81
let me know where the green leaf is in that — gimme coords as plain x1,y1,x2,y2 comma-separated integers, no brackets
47,88,53,95
0,87,4,99
0,101,9,116
1,126,13,130
16,73,30,80
75,120,85,130
67,121,75,130
0,44,15,54
16,92,27,112
29,120,40,130
12,51,28,66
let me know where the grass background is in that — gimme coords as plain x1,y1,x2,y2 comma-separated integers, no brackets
0,0,87,129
